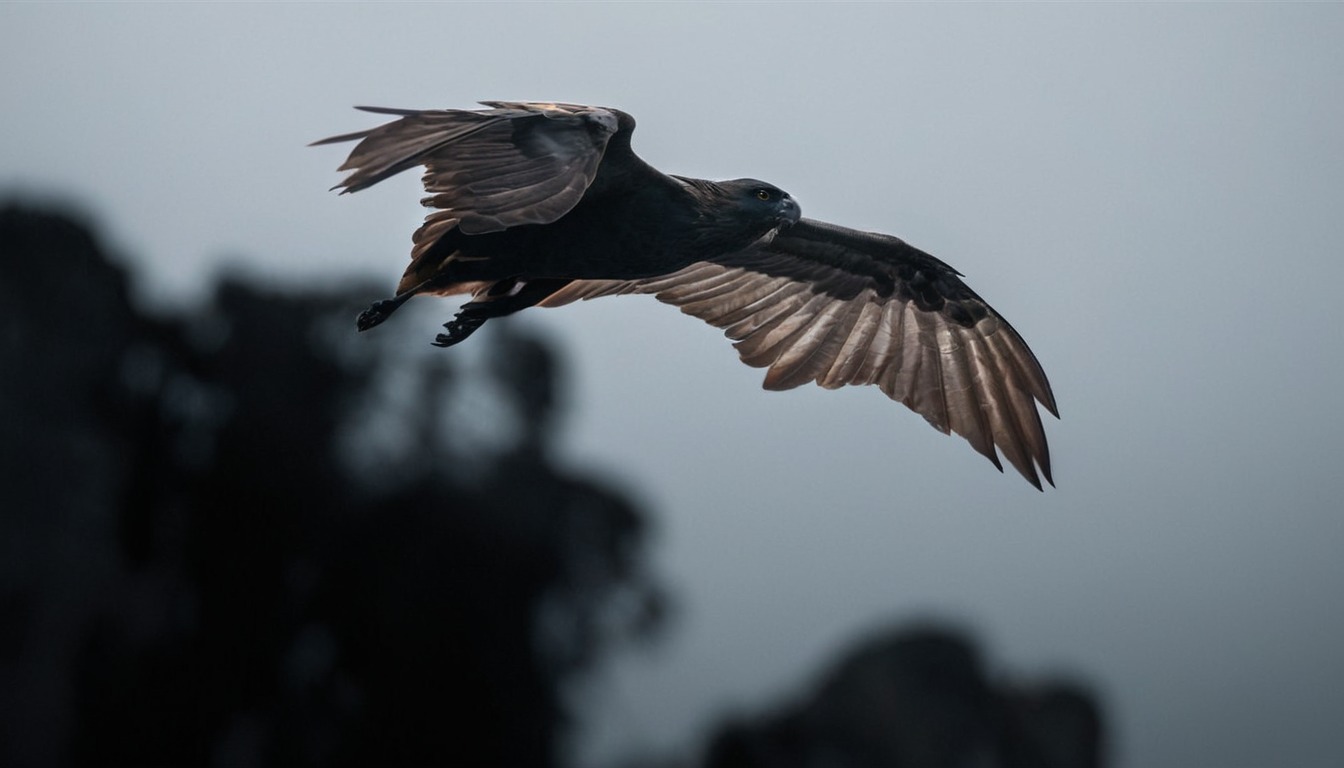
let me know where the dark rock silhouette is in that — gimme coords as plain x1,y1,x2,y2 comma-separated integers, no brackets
703,625,1104,768
0,203,663,767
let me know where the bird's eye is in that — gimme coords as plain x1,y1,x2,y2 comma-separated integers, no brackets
756,189,772,201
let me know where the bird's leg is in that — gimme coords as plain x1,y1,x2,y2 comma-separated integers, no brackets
356,294,413,331
432,309,488,348
356,273,460,331
430,278,571,348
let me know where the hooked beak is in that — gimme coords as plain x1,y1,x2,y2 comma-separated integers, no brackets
778,195,801,227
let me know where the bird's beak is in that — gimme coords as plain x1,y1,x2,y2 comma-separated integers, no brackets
779,196,801,226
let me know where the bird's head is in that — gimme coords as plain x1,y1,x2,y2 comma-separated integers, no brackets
725,179,802,229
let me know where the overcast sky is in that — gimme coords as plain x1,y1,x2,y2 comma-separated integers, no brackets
5,3,1343,767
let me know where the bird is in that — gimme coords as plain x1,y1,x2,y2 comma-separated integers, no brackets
313,101,1058,488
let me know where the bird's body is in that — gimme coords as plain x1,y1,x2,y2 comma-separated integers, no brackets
314,102,1059,488
416,176,770,284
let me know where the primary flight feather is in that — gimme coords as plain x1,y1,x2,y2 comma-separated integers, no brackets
313,102,1059,488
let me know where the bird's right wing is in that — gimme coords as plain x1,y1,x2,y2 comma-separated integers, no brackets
312,102,629,239
540,219,1058,489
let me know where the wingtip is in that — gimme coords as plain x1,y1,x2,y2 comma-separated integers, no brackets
353,105,420,115
995,453,1048,491
971,441,1005,474
1043,394,1061,420
1020,459,1054,492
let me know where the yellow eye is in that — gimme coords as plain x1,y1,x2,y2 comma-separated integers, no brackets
756,189,772,201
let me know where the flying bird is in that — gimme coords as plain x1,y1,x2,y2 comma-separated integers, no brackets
314,102,1058,488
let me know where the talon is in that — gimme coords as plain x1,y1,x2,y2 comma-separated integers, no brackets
431,314,487,348
356,297,407,331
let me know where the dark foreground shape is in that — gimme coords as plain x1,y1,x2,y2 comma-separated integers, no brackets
314,102,1059,488
704,625,1106,768
0,204,664,768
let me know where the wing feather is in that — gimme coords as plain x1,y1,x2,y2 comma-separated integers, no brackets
720,283,813,340
882,306,944,430
819,300,884,389
938,323,1000,469
733,293,825,367
662,270,761,307
853,300,904,388
965,333,1033,479
763,299,864,391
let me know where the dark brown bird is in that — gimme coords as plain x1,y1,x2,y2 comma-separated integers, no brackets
314,102,1058,488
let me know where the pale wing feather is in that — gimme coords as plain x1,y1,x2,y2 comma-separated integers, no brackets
715,283,811,334
735,292,833,368
937,322,998,468
819,300,884,389
966,333,1034,478
762,300,864,391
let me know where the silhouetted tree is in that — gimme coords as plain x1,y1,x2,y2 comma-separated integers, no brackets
0,203,663,767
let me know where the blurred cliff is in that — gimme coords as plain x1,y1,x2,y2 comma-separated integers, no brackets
0,202,1104,767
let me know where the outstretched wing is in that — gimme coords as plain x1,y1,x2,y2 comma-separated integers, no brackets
312,102,630,237
541,219,1058,489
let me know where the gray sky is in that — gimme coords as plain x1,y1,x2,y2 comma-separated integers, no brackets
5,3,1343,767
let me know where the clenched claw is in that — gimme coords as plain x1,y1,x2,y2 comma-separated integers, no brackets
356,296,411,331
431,312,488,348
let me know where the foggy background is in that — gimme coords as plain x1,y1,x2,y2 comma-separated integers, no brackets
4,3,1342,767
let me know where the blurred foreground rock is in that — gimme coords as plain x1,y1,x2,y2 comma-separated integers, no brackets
704,625,1103,768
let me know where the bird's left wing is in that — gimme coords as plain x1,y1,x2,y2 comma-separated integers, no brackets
540,219,1059,488
312,102,625,236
